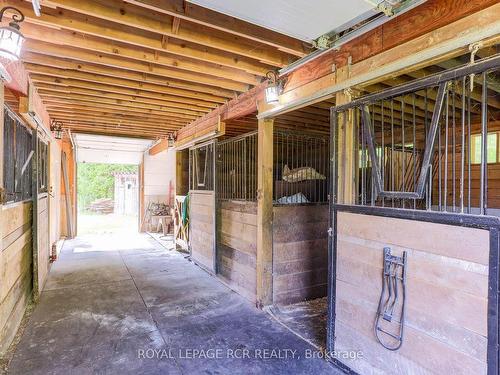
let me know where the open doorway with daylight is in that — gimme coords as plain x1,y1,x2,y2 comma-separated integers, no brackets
73,134,153,235
77,163,138,235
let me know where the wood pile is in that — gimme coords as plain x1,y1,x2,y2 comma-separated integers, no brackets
88,198,114,214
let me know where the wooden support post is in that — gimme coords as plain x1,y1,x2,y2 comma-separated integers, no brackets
0,81,4,254
335,66,355,204
256,117,274,308
0,81,4,203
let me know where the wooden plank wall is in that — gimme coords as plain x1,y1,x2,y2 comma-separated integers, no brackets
272,205,329,305
36,195,50,293
0,202,33,353
335,211,489,375
189,191,215,272
217,200,257,303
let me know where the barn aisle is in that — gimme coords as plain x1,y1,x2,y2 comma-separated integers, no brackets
7,234,341,375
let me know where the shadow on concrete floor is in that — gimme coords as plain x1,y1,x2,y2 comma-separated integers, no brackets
7,233,342,375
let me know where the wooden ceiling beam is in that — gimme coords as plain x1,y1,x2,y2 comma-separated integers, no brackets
22,51,247,94
36,84,210,114
63,125,162,138
49,117,186,133
34,82,212,112
20,24,261,84
44,97,199,122
24,61,235,99
38,92,203,118
42,0,292,67
28,72,226,104
51,113,184,129
6,0,274,75
48,107,186,128
57,119,180,133
124,0,308,57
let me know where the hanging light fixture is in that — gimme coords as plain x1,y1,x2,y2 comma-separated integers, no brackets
50,120,64,140
0,7,25,61
264,71,282,104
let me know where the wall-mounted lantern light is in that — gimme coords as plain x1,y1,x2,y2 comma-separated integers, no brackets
51,120,63,140
265,71,283,104
0,7,25,61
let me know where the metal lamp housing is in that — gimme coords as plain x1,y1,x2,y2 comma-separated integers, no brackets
265,84,280,104
0,23,24,61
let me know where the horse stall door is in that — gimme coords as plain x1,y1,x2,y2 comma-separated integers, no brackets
188,141,217,273
32,134,51,297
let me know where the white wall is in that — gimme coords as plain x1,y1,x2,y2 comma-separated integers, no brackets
143,147,176,207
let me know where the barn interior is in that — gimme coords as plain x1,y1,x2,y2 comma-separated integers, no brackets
0,1,499,374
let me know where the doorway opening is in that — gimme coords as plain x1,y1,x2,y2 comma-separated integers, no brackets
77,163,139,235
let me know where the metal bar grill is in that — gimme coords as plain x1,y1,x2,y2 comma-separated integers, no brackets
189,141,215,191
216,131,257,201
331,58,499,216
273,130,329,205
2,106,33,203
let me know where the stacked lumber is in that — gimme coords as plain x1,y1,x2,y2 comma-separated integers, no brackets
87,198,114,214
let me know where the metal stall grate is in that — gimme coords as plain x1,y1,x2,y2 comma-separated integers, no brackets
2,106,33,204
189,141,215,191
273,130,329,205
331,55,500,215
216,131,257,202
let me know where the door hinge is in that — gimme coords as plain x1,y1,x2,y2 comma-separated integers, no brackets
327,227,333,237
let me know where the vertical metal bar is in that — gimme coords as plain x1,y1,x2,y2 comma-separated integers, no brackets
391,99,394,207
371,104,375,207
480,72,488,215
452,82,456,211
444,88,449,212
425,89,430,210
460,77,465,213
402,97,406,209
412,93,416,209
381,100,385,207
438,93,442,211
467,78,471,214
360,107,365,205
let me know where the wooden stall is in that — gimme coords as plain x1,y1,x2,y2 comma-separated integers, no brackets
188,141,216,272
326,58,500,374
0,202,33,353
332,208,492,374
271,129,330,305
217,200,257,303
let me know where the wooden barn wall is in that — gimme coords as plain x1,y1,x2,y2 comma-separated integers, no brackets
334,211,489,375
0,202,33,354
35,195,50,292
49,141,61,246
60,139,76,238
217,200,257,303
272,204,329,305
189,191,215,272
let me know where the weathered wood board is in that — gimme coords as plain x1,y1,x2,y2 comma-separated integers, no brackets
0,202,33,353
272,204,329,305
334,211,489,375
217,200,257,303
189,191,215,272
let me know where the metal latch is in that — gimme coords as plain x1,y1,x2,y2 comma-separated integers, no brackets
327,227,333,237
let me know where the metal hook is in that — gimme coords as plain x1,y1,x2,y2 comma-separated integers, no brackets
468,42,483,92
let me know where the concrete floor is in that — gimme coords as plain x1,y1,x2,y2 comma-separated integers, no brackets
7,233,341,375
269,298,328,349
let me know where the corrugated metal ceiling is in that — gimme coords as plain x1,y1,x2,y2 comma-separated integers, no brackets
187,0,377,42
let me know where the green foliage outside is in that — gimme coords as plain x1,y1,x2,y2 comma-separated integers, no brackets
77,163,137,212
